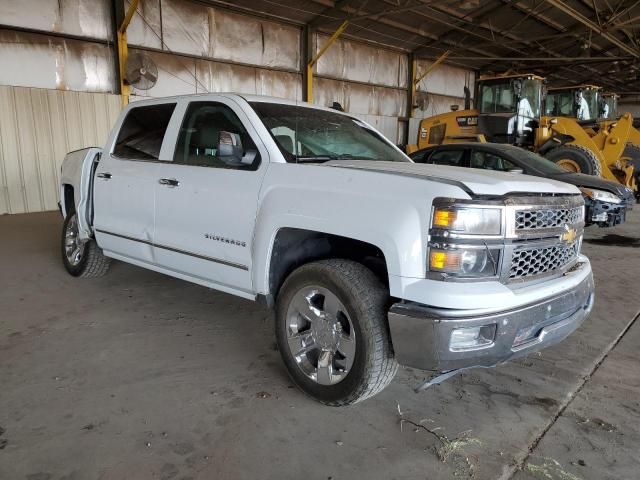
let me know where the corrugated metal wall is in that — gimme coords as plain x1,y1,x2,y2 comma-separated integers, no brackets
0,0,476,213
0,86,121,214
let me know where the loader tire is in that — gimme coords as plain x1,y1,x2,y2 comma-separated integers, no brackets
275,259,398,406
623,143,640,170
624,143,640,201
545,144,602,177
61,210,111,278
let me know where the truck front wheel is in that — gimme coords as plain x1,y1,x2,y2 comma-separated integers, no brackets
275,259,398,406
61,210,111,277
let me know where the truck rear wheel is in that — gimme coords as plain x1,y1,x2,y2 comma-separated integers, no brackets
275,259,397,406
623,143,640,195
61,210,111,277
545,144,602,176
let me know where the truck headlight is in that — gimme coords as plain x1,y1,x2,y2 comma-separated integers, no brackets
432,207,502,235
429,248,499,276
579,188,622,204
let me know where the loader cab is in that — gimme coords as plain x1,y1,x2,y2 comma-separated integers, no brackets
600,93,619,120
544,85,601,123
476,74,544,147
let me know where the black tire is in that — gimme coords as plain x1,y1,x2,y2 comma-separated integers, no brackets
624,143,640,201
624,143,640,169
61,210,111,278
275,259,398,406
545,144,602,176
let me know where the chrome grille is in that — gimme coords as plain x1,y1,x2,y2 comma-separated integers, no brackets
510,242,579,279
515,206,583,230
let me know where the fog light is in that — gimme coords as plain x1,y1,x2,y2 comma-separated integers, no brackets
450,325,496,351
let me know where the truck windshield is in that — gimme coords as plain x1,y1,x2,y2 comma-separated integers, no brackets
250,102,409,163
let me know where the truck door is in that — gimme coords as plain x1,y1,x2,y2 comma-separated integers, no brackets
93,102,177,264
152,98,268,296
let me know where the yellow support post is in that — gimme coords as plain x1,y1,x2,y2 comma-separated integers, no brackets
414,50,451,86
306,20,349,103
117,0,140,106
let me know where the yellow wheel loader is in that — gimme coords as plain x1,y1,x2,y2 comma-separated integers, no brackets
545,86,639,192
411,74,636,192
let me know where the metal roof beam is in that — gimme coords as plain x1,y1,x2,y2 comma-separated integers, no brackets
544,0,640,57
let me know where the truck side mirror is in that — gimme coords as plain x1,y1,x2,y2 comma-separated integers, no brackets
217,130,258,167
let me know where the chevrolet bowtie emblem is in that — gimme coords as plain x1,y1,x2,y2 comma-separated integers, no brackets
560,224,577,243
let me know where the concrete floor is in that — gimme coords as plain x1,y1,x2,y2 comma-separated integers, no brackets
0,210,638,480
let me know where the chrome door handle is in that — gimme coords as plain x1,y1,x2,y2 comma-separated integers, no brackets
97,172,112,179
159,178,180,187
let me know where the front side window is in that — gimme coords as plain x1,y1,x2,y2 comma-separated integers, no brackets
470,150,517,171
113,103,176,160
480,82,516,114
430,149,465,167
545,91,574,117
250,102,409,163
174,102,260,170
577,89,598,121
479,79,541,118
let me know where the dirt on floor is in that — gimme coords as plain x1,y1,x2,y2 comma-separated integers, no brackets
0,209,638,480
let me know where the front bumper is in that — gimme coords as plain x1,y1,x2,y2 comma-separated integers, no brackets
585,198,628,227
388,262,594,371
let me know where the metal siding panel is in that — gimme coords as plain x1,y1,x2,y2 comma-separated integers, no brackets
153,0,300,71
128,0,163,49
416,60,472,98
47,90,71,191
315,33,407,88
14,88,43,212
0,88,27,213
78,92,99,147
0,0,112,40
0,29,115,93
161,0,210,57
62,91,85,152
0,86,121,213
30,89,59,211
130,49,197,98
256,70,301,100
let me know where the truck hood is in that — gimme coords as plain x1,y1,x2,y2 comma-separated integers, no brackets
325,161,580,196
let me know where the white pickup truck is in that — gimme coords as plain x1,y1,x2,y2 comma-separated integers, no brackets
59,94,594,405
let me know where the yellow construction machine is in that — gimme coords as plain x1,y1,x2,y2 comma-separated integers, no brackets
410,74,636,191
545,85,639,192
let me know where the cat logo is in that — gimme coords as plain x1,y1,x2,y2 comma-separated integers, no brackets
560,225,577,244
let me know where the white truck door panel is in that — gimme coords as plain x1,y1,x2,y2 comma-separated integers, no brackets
93,101,178,263
153,98,267,294
93,157,158,262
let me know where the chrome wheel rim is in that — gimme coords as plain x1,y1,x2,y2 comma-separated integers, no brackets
64,214,85,266
285,286,356,386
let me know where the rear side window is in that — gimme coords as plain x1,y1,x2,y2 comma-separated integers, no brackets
113,103,176,160
470,150,517,171
430,149,465,167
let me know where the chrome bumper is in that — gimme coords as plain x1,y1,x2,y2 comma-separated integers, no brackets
388,266,594,371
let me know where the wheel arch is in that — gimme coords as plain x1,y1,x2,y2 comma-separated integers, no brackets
61,184,75,218
263,227,391,305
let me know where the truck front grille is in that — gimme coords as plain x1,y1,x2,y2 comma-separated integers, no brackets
515,206,583,230
509,241,579,280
